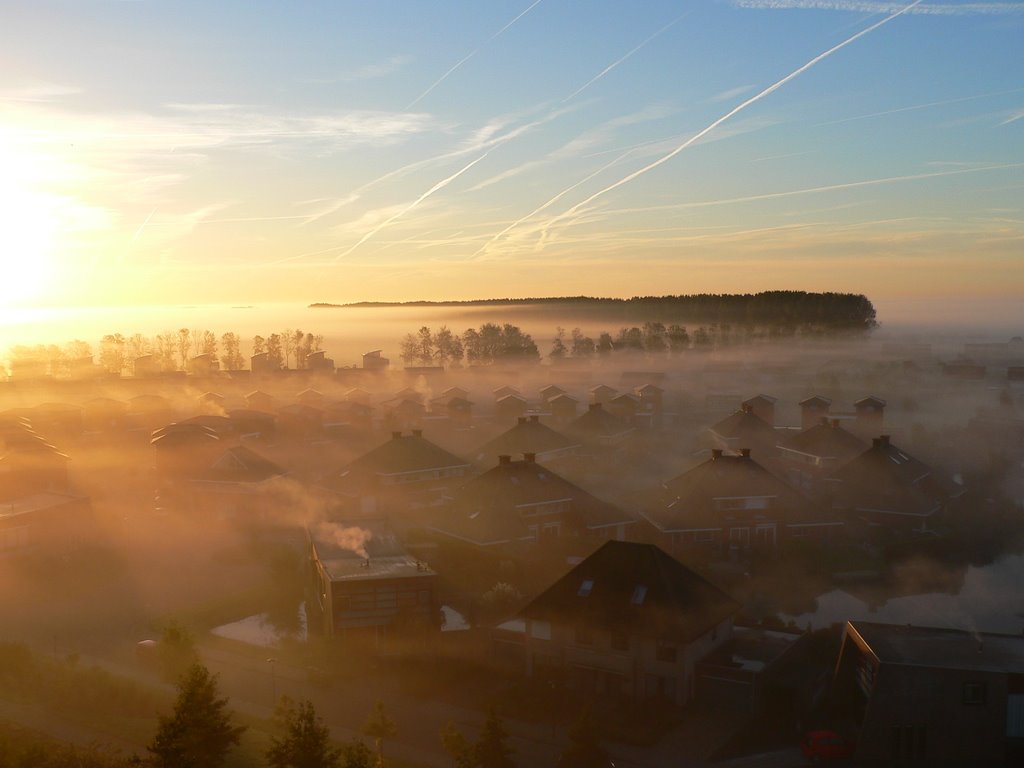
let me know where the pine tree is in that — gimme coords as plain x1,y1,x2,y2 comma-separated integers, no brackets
147,664,246,768
473,707,514,768
266,697,342,768
361,700,397,767
557,706,609,768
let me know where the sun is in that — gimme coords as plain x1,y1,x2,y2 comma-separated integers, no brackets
0,136,59,307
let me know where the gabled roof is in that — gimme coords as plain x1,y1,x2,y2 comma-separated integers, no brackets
549,393,579,405
495,393,527,404
854,395,887,408
518,540,738,641
204,446,285,483
477,417,580,458
445,457,633,534
830,436,962,516
708,408,778,443
492,385,522,399
345,433,471,477
150,422,220,447
635,383,664,395
539,384,566,398
782,420,868,461
569,404,632,438
742,394,777,406
589,384,618,396
441,386,469,399
649,452,819,532
799,395,832,407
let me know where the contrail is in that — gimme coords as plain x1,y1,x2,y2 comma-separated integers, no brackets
471,147,642,259
529,0,923,248
814,87,1024,127
406,0,545,110
131,207,156,242
333,150,492,260
562,10,692,103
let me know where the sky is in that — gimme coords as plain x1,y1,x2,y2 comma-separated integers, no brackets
1,0,1022,313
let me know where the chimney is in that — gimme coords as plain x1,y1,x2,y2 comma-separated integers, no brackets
740,448,751,459
742,403,753,414
498,454,511,466
411,429,423,438
391,431,402,440
711,449,723,460
879,434,890,446
529,415,540,423
523,452,536,463
517,416,527,424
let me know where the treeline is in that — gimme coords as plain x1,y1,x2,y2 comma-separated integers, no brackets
401,317,841,367
5,328,324,378
400,324,540,366
319,291,878,330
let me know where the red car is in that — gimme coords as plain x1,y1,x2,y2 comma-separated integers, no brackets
801,730,855,761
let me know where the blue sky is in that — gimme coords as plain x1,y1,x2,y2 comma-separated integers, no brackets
0,0,1021,310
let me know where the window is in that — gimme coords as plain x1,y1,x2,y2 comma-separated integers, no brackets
963,681,987,705
530,621,551,640
631,585,647,605
656,641,677,663
577,579,594,597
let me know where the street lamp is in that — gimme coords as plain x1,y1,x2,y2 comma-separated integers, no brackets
266,657,277,706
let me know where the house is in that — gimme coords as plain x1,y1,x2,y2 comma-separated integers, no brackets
297,388,325,408
494,393,528,423
634,383,665,414
643,449,840,554
829,435,964,532
708,405,780,457
831,620,1024,765
568,403,634,448
228,409,277,440
0,492,93,554
539,385,566,403
189,445,286,520
607,393,641,424
362,349,389,371
476,415,581,466
799,395,832,430
493,540,739,706
246,390,276,412
276,403,324,437
492,385,522,400
777,418,868,493
589,384,618,405
741,394,777,427
332,431,472,515
853,395,886,436
251,352,277,376
431,454,635,546
32,402,84,440
82,397,129,433
151,423,221,479
188,354,219,377
306,350,335,373
308,526,438,639
547,393,579,424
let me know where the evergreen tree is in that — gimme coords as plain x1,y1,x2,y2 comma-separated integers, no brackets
147,664,246,768
440,721,475,768
557,706,609,768
473,707,514,768
267,697,342,768
361,700,397,767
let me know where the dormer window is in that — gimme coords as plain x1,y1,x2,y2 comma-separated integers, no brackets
631,585,647,605
578,579,594,597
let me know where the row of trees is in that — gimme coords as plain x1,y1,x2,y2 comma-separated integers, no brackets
6,328,324,378
398,319,795,367
399,324,540,366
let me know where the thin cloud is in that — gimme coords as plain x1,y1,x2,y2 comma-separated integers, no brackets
406,0,546,109
814,88,1024,127
562,10,692,103
303,56,411,84
711,85,757,102
333,150,493,260
732,1,1024,15
527,0,924,251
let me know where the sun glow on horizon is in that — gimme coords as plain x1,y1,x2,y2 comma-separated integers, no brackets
0,134,61,308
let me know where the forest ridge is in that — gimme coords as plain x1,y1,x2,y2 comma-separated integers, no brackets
311,291,878,330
